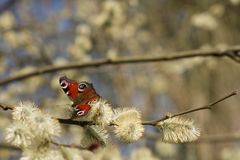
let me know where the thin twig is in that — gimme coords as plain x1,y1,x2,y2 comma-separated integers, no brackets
0,90,238,127
0,46,240,86
0,104,14,110
56,90,238,127
142,90,239,126
0,143,21,151
58,118,94,126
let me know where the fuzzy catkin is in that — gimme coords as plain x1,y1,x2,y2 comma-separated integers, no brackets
5,122,35,148
156,116,200,143
113,108,144,143
5,101,62,156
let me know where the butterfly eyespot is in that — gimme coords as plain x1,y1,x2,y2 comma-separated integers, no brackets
77,110,85,116
78,83,87,92
60,80,68,89
74,106,79,111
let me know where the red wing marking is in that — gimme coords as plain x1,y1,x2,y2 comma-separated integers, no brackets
75,104,92,116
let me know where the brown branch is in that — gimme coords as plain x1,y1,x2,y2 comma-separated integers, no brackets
0,104,14,110
56,90,238,127
58,118,94,126
0,46,240,86
1,90,238,127
142,90,239,126
0,143,21,151
0,104,101,126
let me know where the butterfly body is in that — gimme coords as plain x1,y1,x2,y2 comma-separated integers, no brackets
59,76,100,116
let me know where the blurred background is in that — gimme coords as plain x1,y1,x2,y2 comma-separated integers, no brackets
0,0,240,159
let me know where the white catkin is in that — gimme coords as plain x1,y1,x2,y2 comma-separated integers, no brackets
113,108,144,143
90,98,114,125
6,101,62,151
12,101,39,121
29,111,61,141
5,122,35,148
157,116,200,143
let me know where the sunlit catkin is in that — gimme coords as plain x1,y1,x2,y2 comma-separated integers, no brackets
5,122,35,148
113,108,144,143
5,101,62,151
89,98,114,125
29,111,61,141
12,101,39,121
156,116,200,143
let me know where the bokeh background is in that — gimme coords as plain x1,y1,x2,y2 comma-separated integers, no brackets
0,0,240,159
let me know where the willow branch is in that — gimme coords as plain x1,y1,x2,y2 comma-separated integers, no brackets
0,90,238,127
57,90,238,127
0,143,21,151
0,104,14,110
142,90,239,126
58,118,94,126
0,46,240,86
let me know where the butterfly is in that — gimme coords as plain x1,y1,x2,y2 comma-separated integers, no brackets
59,76,100,117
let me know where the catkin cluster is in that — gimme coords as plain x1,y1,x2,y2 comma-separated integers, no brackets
5,101,63,160
5,99,200,159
